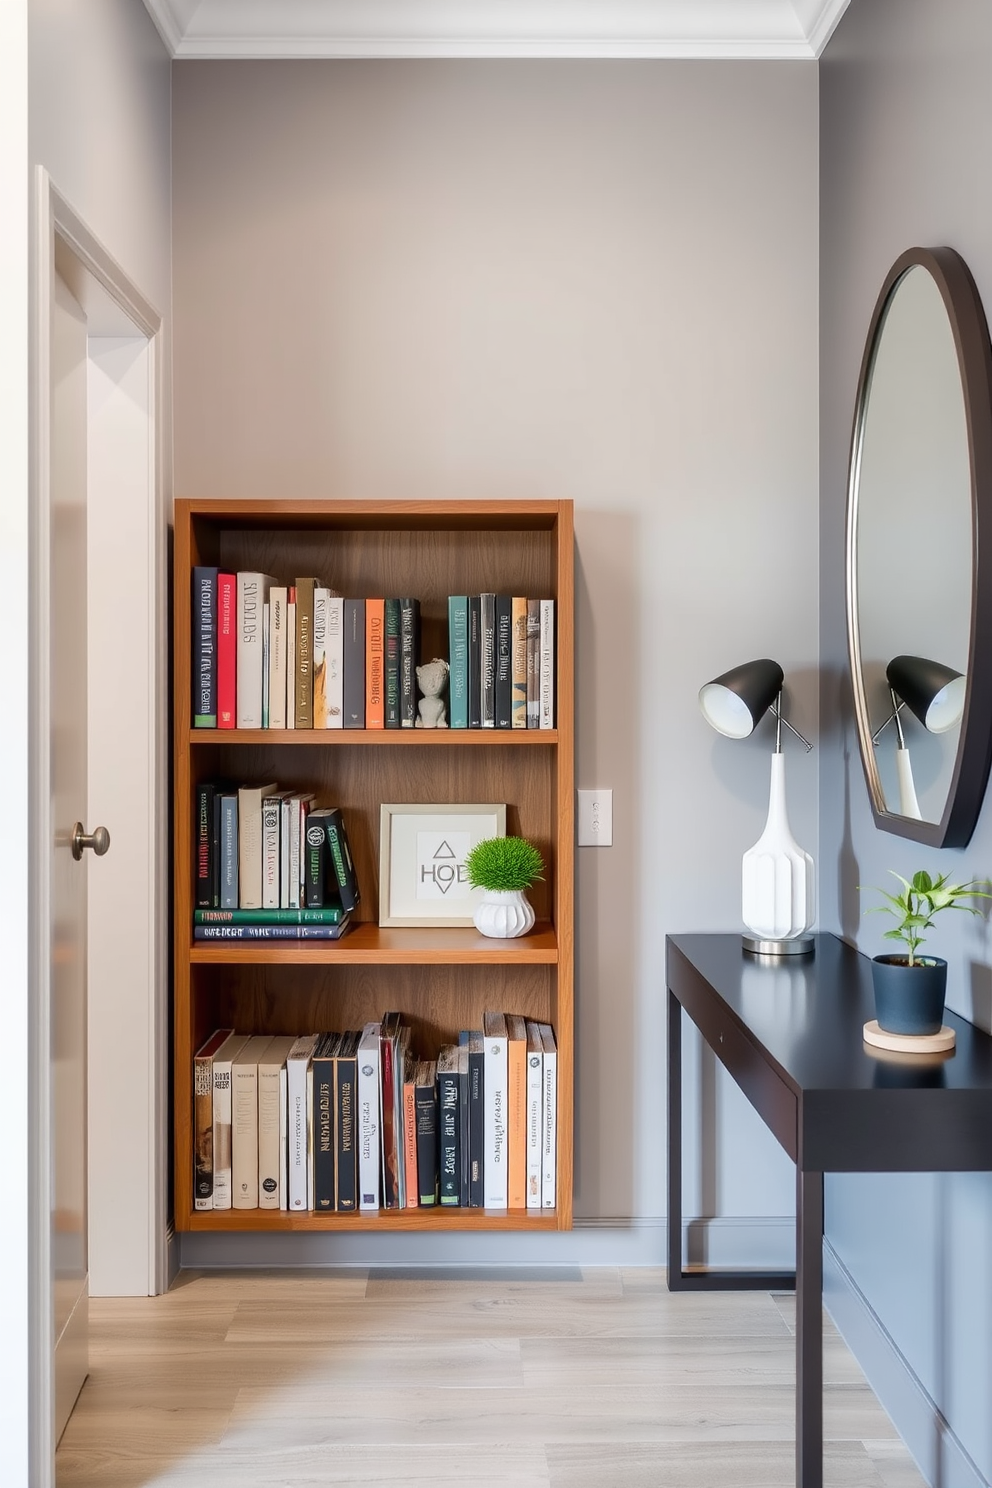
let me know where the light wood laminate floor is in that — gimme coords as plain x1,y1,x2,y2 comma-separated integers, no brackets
55,1268,926,1488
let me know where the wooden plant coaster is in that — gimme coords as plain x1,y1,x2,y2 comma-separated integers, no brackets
863,1019,956,1055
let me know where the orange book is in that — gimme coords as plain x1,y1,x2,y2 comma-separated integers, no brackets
366,598,385,729
403,1063,419,1209
505,1015,528,1209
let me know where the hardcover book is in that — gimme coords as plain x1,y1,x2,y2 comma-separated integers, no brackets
192,567,218,727
436,1044,460,1207
219,792,238,908
294,576,319,729
194,905,346,925
323,807,360,914
366,598,385,729
378,1012,403,1209
232,1035,275,1209
480,592,496,728
261,602,270,728
415,1059,438,1206
236,573,275,728
399,598,420,728
511,597,528,729
403,1060,419,1209
312,586,330,728
357,1022,382,1211
311,1032,340,1212
193,1027,234,1211
286,596,296,728
384,598,401,728
457,1037,471,1208
257,1035,297,1210
326,595,344,728
217,572,237,729
539,600,555,730
262,792,288,909
193,920,350,941
525,1021,544,1210
539,1022,558,1208
237,781,278,910
343,599,366,727
195,783,217,909
506,1014,528,1209
287,1033,320,1211
526,599,541,729
447,596,468,729
304,807,332,909
468,595,482,729
467,1030,485,1208
495,595,513,730
334,1030,360,1212
482,1011,508,1208
267,586,288,730
211,1031,250,1211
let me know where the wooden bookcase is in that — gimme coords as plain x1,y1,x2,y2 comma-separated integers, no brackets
173,499,574,1232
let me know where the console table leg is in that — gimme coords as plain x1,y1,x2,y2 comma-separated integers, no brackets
667,989,685,1289
796,1168,824,1488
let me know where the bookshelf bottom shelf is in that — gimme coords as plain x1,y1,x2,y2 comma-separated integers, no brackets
182,1208,566,1233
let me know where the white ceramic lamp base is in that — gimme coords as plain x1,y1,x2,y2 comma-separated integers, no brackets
742,752,814,957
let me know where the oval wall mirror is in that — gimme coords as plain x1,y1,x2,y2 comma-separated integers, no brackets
846,247,992,848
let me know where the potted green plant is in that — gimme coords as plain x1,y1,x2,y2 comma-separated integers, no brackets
464,836,544,939
863,869,990,1035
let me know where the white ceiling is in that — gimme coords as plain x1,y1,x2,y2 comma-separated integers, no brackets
143,0,853,61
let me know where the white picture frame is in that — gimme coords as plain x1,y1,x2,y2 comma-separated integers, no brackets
379,803,507,927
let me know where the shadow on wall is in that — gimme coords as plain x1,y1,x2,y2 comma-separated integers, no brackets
572,510,640,1221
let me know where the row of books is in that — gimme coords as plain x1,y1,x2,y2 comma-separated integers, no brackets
194,1014,558,1213
194,780,359,934
192,569,556,731
447,596,554,730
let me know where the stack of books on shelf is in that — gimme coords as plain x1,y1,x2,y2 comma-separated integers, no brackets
194,781,359,939
192,569,555,731
193,1013,558,1213
447,595,555,729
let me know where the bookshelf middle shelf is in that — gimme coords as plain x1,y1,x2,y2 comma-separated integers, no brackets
188,922,560,965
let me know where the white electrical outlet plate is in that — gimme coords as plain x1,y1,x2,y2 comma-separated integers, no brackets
577,789,613,847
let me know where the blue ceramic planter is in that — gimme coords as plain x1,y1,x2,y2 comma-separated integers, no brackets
871,955,947,1036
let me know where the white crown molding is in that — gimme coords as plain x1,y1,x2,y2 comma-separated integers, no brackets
143,0,854,61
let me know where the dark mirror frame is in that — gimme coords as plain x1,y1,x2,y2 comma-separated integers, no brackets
846,246,992,848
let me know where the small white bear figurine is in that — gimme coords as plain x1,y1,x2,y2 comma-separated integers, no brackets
416,658,449,728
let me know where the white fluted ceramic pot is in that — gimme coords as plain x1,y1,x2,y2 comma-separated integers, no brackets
741,751,814,942
473,889,536,939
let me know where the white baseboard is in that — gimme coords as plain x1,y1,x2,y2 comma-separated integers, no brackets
823,1241,988,1488
177,1215,793,1272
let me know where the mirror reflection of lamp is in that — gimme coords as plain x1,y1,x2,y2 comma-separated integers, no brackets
871,655,967,820
699,659,815,957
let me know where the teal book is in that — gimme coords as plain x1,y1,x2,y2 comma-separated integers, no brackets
448,596,468,729
384,598,401,728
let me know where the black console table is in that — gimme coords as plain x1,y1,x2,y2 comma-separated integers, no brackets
667,932,992,1488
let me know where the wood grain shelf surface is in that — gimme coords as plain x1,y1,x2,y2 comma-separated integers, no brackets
188,922,559,965
189,728,558,747
181,1206,564,1233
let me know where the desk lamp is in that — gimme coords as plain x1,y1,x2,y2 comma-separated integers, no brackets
870,655,966,820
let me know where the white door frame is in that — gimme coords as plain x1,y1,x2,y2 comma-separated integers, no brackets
30,167,167,1479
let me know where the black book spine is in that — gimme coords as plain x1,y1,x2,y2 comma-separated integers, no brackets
312,1056,336,1211
468,1044,485,1208
415,1082,438,1206
468,596,481,729
495,595,512,729
211,791,223,908
399,598,420,728
480,592,496,727
304,815,327,907
384,598,401,728
194,783,216,909
343,599,366,727
336,1054,358,1211
458,1047,470,1208
192,566,218,727
437,1062,460,1206
324,808,360,913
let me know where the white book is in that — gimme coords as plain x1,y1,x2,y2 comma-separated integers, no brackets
539,599,555,730
539,1023,558,1208
279,1062,288,1210
326,595,344,728
525,1020,544,1211
312,587,330,728
258,1035,296,1211
286,601,296,728
279,797,293,908
237,782,278,910
286,1033,320,1211
288,794,315,911
236,572,275,728
482,1011,509,1208
307,1055,315,1211
262,792,287,909
357,1022,382,1212
232,1035,274,1209
261,603,270,727
211,1031,250,1210
268,586,288,729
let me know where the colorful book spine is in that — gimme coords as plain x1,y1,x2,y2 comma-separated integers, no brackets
286,594,296,728
326,596,344,727
511,596,528,729
194,783,216,909
468,1030,485,1208
192,567,218,727
526,599,541,728
357,1022,381,1211
384,598,401,728
539,1022,558,1208
268,586,288,730
415,1061,438,1206
295,577,317,729
525,1020,543,1210
193,922,350,941
399,598,420,728
436,1044,460,1207
378,1015,400,1209
323,807,360,914
335,1033,359,1212
236,573,274,728
366,598,385,729
458,1039,471,1208
403,1064,419,1209
343,599,366,727
495,595,513,729
219,793,238,908
468,596,482,729
540,599,555,729
312,587,330,728
483,1011,508,1208
217,572,237,729
195,905,346,925
480,592,496,728
447,596,468,729
304,808,329,908
312,1034,338,1212
506,1014,528,1209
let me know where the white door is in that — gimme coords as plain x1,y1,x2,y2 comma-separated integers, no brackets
51,270,96,1442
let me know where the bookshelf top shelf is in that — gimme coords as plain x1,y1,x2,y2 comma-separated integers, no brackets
188,921,559,965
189,728,559,747
177,497,567,534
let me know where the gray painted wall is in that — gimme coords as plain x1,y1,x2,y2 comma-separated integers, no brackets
821,2,992,1481
172,59,819,1261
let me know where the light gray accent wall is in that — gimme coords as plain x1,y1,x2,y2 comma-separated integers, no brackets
820,2,992,1481
172,59,819,1249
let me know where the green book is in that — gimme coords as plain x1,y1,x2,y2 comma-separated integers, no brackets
194,905,345,925
384,598,401,728
447,596,468,729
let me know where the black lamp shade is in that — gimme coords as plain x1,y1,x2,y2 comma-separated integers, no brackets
886,655,967,735
699,658,784,739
